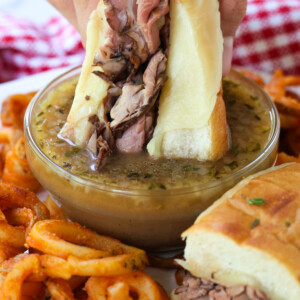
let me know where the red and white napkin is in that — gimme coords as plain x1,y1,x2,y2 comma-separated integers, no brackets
0,15,84,83
1,0,300,83
233,0,300,75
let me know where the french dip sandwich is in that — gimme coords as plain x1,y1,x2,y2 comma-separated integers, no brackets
172,163,300,300
59,0,228,167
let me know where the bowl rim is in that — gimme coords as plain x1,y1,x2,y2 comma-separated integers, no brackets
24,66,280,197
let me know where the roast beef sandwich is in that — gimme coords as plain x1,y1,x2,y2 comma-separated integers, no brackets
59,0,228,168
172,163,300,300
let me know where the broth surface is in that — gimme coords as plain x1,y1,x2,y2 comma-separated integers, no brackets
33,78,271,190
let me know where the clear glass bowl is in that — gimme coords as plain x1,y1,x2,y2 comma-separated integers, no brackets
24,67,280,250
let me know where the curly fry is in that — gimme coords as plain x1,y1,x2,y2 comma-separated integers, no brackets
44,196,67,221
0,219,27,250
26,220,145,260
27,220,114,259
0,127,23,177
1,92,36,129
236,68,265,87
67,253,147,277
285,128,300,156
68,276,87,291
85,272,169,300
0,245,20,265
2,137,41,192
46,278,75,300
108,282,132,300
40,252,147,279
3,208,34,228
40,255,73,280
0,254,42,300
264,69,300,117
0,183,48,251
74,288,88,300
0,182,49,220
0,127,23,145
0,254,46,283
279,113,300,129
27,220,148,278
276,153,300,166
0,208,35,251
21,281,45,298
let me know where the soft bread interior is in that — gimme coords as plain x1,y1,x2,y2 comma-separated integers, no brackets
178,163,300,300
180,231,300,300
59,1,109,146
161,92,228,160
147,0,226,159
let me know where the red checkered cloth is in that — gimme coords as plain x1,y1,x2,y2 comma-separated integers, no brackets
233,0,300,75
0,15,84,83
1,0,300,83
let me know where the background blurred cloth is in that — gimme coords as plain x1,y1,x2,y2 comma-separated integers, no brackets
233,0,300,75
1,0,300,83
0,15,84,83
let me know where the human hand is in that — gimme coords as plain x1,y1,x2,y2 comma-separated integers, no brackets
47,0,247,75
47,0,99,44
219,0,247,75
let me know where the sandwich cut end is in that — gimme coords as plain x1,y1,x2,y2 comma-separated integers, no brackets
161,93,229,161
176,163,300,300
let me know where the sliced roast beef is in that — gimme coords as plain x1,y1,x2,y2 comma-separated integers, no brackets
116,113,153,153
93,29,134,81
104,0,128,32
175,273,269,300
110,50,167,132
144,111,154,143
110,84,144,128
94,0,168,80
116,115,146,153
87,115,115,168
137,0,169,53
87,0,169,168
96,135,112,169
143,50,167,98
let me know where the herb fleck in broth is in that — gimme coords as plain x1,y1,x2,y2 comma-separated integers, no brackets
33,77,271,189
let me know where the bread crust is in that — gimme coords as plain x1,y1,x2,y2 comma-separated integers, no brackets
180,163,300,300
159,91,229,160
209,90,228,160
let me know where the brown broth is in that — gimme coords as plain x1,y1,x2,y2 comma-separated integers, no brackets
33,77,271,190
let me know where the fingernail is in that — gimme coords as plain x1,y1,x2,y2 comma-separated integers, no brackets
222,36,234,76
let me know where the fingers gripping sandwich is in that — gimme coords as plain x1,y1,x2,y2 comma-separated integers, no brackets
59,0,228,168
172,163,300,300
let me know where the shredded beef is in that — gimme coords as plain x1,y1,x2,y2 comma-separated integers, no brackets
88,0,169,168
175,272,269,300
137,0,169,53
109,50,167,135
96,135,112,169
94,0,169,80
87,115,115,168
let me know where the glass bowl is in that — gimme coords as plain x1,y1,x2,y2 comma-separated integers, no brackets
24,66,280,250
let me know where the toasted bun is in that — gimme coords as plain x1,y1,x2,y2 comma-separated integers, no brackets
147,0,227,160
178,163,300,300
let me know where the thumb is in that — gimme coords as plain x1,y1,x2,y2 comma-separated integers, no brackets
219,0,247,37
219,0,247,75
